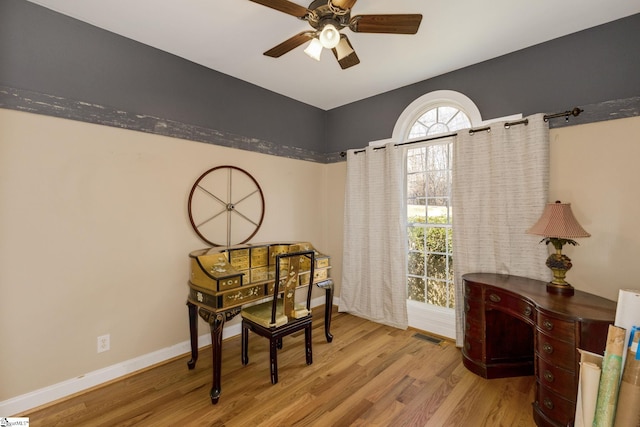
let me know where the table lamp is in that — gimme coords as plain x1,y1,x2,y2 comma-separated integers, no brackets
527,201,591,296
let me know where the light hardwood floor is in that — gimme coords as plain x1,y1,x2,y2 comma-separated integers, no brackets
22,307,536,426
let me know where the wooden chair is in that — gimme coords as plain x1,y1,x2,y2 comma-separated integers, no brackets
241,248,315,384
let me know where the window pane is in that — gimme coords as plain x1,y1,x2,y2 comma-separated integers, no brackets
426,279,447,306
437,107,458,124
407,147,426,172
408,252,425,276
407,172,426,199
408,277,425,302
407,225,425,251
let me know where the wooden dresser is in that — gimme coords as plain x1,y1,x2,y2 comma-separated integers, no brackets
462,273,616,427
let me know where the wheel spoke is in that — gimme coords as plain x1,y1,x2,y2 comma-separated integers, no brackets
196,185,228,206
233,189,260,206
195,207,227,228
231,208,260,227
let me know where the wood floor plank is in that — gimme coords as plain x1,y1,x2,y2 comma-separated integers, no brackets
21,307,536,426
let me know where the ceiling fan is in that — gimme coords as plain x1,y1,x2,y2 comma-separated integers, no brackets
249,0,422,69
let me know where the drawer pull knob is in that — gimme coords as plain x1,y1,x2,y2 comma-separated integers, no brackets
489,294,501,303
523,306,532,316
464,341,471,351
465,321,471,332
544,398,554,410
543,342,554,354
544,371,555,382
543,320,554,331
465,302,470,313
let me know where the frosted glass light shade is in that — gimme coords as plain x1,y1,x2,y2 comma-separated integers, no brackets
304,38,323,61
334,37,353,60
319,24,340,49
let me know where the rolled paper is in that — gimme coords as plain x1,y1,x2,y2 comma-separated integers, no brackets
593,325,626,427
615,289,640,368
613,330,640,427
577,361,602,427
575,350,604,427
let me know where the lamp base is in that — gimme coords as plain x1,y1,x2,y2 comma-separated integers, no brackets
546,282,575,296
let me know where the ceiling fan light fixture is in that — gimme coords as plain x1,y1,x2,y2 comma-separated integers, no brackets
334,37,353,60
304,38,323,61
319,24,340,49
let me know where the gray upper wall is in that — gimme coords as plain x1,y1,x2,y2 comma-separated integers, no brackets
1,0,639,161
327,12,640,153
0,0,326,152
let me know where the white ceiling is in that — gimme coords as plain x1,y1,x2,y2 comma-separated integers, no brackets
25,0,640,110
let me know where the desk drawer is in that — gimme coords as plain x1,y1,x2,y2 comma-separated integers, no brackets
536,331,576,371
484,288,535,324
537,356,577,398
464,281,483,300
221,285,265,308
463,336,484,362
537,312,575,340
536,382,575,426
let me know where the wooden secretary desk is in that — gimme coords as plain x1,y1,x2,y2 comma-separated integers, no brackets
186,241,334,404
461,273,616,427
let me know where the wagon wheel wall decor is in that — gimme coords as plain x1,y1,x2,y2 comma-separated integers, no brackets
188,166,265,247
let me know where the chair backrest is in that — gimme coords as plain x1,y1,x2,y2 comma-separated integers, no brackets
271,248,315,325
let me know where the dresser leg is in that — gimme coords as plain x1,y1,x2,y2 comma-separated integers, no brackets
187,301,198,369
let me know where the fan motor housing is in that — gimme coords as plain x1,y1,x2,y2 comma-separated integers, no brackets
307,0,351,30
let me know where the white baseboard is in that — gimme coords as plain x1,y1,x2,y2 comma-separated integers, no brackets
1,296,332,416
407,300,456,339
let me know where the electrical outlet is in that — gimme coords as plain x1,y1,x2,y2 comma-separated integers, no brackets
97,334,110,353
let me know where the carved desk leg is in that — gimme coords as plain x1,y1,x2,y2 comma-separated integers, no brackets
186,301,198,369
198,308,225,404
316,279,334,343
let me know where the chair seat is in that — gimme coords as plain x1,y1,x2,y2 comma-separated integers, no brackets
241,299,310,328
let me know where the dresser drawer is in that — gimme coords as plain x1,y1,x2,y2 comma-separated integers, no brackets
537,356,577,398
536,331,577,371
464,315,483,340
464,296,483,317
535,382,575,426
464,281,483,300
463,336,484,362
484,288,535,324
537,312,575,340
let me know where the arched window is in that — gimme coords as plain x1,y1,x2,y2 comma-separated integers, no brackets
400,91,481,338
392,90,482,142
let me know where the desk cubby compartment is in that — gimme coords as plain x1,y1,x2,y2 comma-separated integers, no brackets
535,381,575,427
484,289,535,324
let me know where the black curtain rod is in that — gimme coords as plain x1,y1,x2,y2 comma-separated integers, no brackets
339,107,583,157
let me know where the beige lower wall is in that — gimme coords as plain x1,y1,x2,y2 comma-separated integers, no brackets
1,108,638,404
0,109,335,401
549,115,640,300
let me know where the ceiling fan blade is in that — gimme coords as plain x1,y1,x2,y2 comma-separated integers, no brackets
249,0,309,18
263,31,315,57
331,35,360,69
330,0,358,10
349,14,423,34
